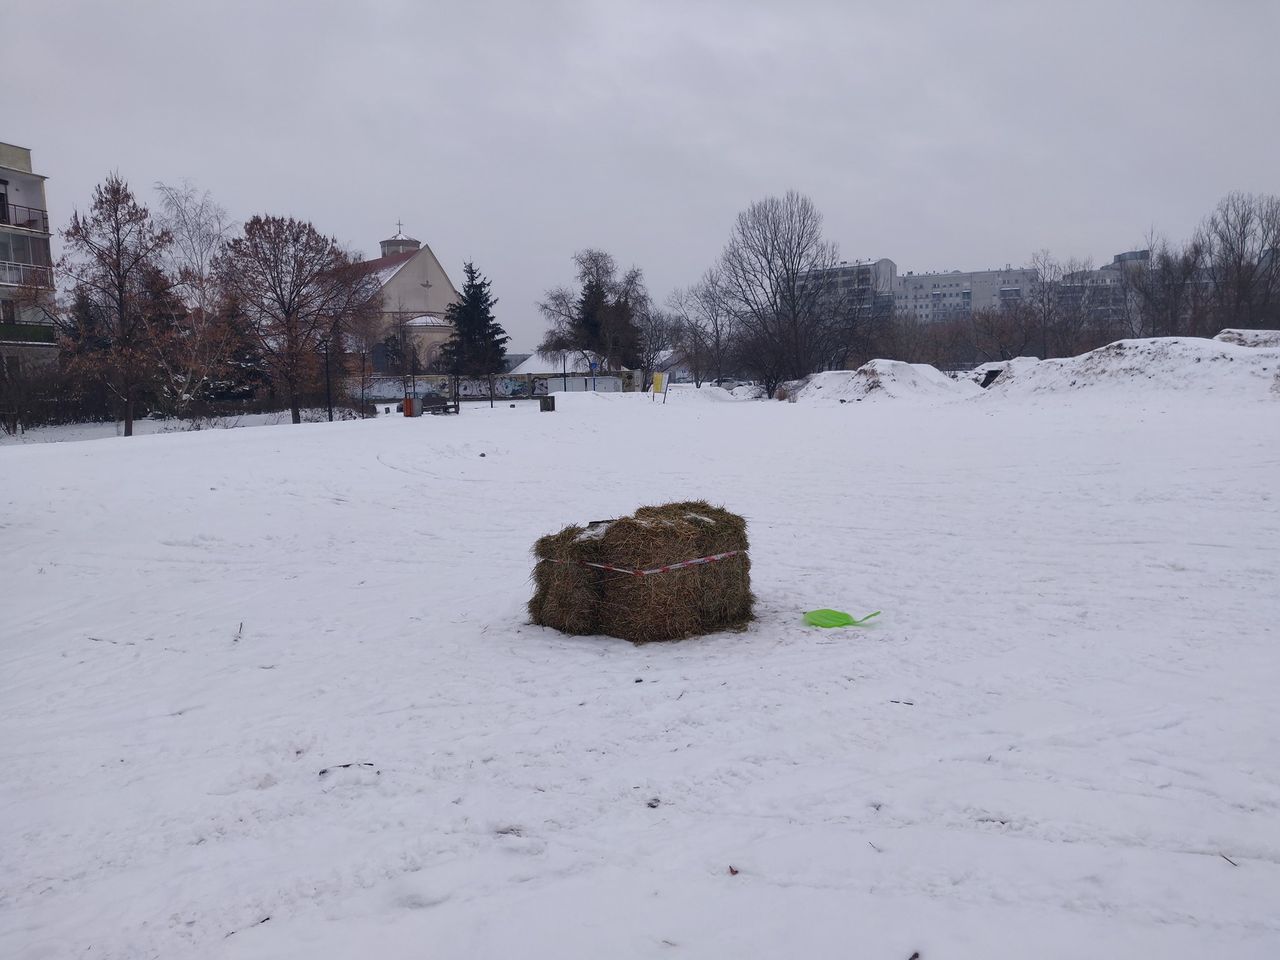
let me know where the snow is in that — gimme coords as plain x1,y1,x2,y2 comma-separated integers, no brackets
508,351,626,376
373,262,409,285
1214,328,1280,348
3,373,1279,958
985,337,1280,399
661,383,738,402
0,410,358,446
788,360,981,404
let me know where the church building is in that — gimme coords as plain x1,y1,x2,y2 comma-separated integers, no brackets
360,226,459,372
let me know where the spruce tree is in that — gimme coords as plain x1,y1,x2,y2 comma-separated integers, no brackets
442,262,509,404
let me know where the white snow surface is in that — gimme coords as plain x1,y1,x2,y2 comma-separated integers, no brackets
3,387,1280,959
1214,328,1280,348
791,360,981,404
985,337,1280,399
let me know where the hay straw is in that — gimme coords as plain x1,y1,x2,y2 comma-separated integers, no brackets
529,500,753,643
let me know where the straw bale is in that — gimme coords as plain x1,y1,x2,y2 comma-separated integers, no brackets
529,501,753,643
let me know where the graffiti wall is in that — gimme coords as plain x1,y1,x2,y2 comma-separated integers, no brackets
351,375,550,401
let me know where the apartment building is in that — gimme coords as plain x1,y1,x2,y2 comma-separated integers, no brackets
894,265,1039,323
1058,250,1148,327
805,257,898,319
0,142,56,376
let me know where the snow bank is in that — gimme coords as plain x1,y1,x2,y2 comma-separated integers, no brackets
1214,328,1280,348
985,337,1280,399
790,360,980,404
662,383,739,402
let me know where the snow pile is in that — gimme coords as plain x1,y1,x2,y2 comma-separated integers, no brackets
985,337,1280,399
661,383,739,402
1214,328,1280,348
790,360,981,404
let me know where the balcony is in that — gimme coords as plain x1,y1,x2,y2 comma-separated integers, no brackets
0,203,50,234
0,261,53,288
0,321,56,344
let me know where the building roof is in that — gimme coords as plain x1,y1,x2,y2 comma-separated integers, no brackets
360,249,419,286
509,350,631,375
405,315,449,327
383,231,419,244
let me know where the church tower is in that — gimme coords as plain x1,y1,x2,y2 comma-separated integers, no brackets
380,221,421,258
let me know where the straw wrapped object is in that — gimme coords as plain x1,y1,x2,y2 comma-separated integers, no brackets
529,501,753,643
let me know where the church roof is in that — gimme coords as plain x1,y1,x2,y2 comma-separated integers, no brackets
359,248,418,286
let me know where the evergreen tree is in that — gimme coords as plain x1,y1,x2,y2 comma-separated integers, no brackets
537,250,647,372
441,263,509,403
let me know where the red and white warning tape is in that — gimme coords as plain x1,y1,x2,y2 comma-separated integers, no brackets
542,550,746,577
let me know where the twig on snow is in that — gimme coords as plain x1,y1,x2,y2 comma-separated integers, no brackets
224,916,270,938
318,762,378,777
1221,853,1239,866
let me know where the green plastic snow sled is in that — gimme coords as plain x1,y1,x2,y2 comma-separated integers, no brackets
804,608,881,628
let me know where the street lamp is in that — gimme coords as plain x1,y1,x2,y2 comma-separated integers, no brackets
318,334,334,422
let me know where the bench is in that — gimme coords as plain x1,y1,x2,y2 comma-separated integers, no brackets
422,398,460,415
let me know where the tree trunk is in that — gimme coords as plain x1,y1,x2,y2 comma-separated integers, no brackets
123,385,135,437
290,391,301,424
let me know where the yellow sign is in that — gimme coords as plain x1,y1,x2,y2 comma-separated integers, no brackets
652,372,666,393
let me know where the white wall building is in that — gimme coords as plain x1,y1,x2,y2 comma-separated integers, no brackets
894,266,1039,323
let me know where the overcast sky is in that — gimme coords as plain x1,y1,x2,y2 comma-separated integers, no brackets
11,0,1279,350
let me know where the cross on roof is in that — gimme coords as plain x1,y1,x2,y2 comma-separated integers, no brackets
396,219,403,234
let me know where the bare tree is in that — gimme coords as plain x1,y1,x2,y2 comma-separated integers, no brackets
1200,192,1280,330
1126,233,1209,338
685,268,735,384
214,216,380,423
667,286,708,387
59,174,173,436
716,191,842,394
1026,249,1064,359
152,180,239,418
633,303,674,390
971,302,1038,362
345,306,385,416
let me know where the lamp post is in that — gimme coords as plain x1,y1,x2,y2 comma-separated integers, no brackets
318,334,333,422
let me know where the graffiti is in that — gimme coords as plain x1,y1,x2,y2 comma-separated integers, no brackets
350,374,552,401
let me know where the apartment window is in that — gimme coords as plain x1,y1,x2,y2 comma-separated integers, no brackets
1,300,15,323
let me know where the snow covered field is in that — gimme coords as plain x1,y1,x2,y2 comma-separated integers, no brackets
3,365,1279,958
